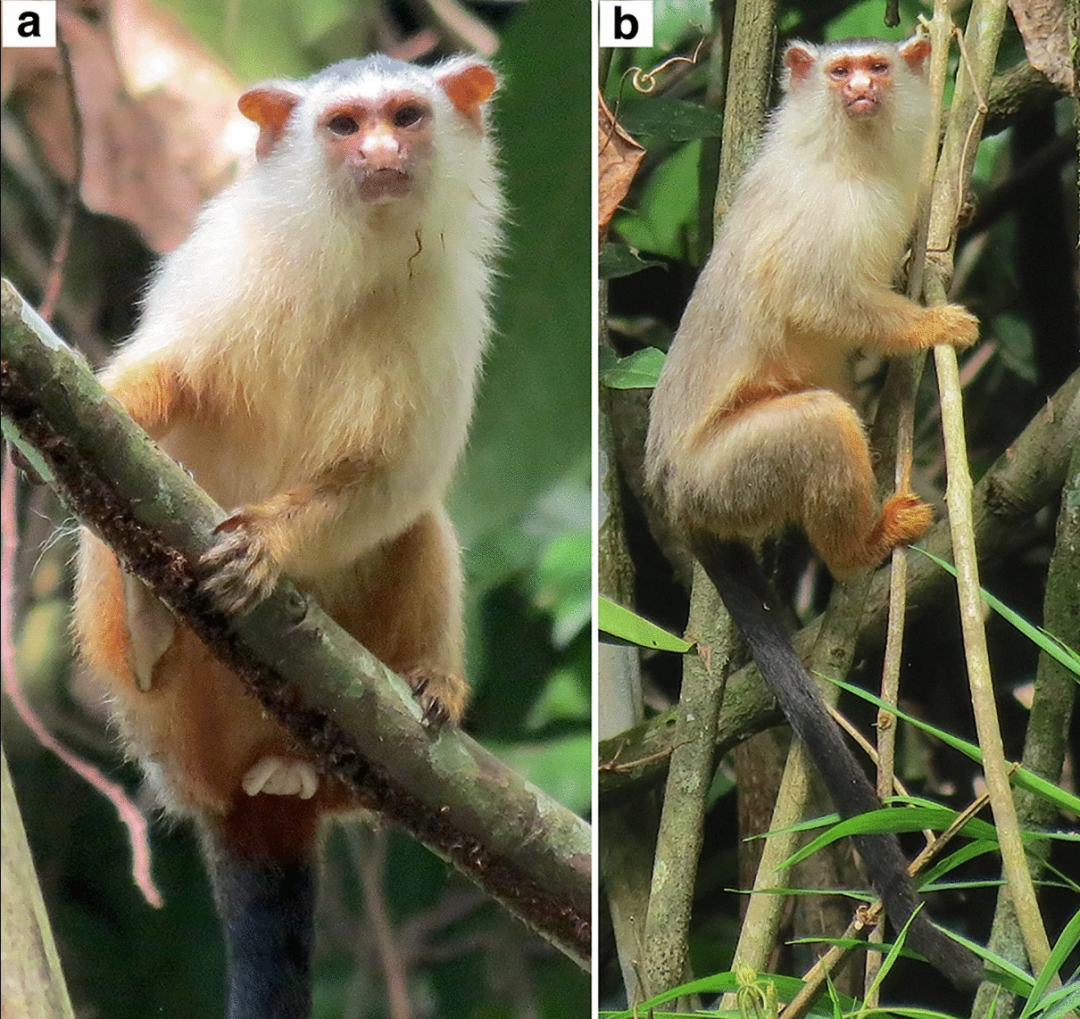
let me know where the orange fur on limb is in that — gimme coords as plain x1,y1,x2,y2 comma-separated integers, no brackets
72,53,502,1019
75,508,461,854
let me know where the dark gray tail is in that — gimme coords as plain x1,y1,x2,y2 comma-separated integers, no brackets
691,533,982,991
210,849,316,1019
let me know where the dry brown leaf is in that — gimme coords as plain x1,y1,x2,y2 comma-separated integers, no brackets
6,0,254,253
598,91,645,244
113,0,256,197
1008,0,1073,92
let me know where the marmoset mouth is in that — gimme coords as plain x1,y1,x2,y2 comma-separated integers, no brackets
845,95,879,116
356,167,413,202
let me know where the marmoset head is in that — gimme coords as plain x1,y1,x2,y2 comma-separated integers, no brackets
237,55,497,205
781,36,930,122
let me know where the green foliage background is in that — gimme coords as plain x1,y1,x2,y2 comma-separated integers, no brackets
2,1,591,1017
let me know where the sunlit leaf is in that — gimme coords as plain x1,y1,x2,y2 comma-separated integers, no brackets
599,597,693,652
600,347,665,389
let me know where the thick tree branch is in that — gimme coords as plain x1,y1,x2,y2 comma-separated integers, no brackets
0,280,591,969
1,743,76,1019
983,61,1067,138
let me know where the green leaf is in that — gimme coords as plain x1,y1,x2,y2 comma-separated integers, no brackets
598,597,693,652
860,905,920,1010
613,140,701,260
1018,907,1080,1019
913,548,1080,678
600,347,666,389
291,0,352,43
599,242,666,279
486,733,592,815
532,531,591,648
918,839,1001,886
654,0,713,49
823,0,920,40
617,96,724,142
1025,982,1080,1019
993,314,1039,384
779,808,997,871
602,971,854,1018
450,0,591,547
526,668,590,728
824,676,1080,814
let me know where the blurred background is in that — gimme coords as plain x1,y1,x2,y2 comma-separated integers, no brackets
1,1,591,1016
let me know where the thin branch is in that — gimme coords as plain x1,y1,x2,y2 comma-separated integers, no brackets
869,5,955,997
0,280,591,968
415,0,498,56
826,703,935,842
1,458,162,907
349,829,413,1019
38,21,83,325
641,1,776,1001
924,0,1056,981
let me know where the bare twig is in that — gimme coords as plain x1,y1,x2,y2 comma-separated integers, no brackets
1,454,162,908
416,0,498,56
349,829,413,1019
923,0,1056,982
826,703,935,842
869,5,954,997
38,22,83,324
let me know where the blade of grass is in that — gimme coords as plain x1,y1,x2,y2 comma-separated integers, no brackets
914,549,1079,678
823,677,1080,814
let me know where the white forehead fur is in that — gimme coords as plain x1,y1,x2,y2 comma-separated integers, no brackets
292,55,494,120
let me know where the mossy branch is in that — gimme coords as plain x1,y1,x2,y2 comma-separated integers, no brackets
0,279,591,969
639,1,777,1000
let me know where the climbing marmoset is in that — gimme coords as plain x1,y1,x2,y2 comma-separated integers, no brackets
644,36,982,989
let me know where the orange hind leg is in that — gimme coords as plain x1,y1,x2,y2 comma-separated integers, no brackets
323,506,467,724
682,390,934,579
74,532,349,848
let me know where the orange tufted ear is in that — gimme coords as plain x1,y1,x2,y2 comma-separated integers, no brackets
436,62,497,131
238,87,302,160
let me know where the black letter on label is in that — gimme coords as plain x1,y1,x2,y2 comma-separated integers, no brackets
18,12,43,37
614,6,638,40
